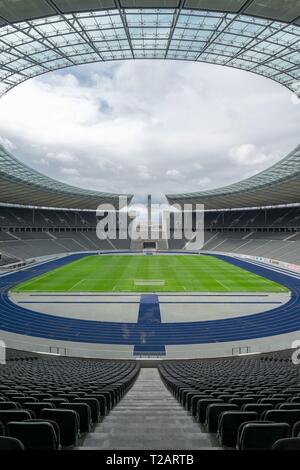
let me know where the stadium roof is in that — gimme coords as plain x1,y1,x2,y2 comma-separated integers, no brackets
0,144,132,209
166,144,300,209
0,1,299,97
0,1,299,210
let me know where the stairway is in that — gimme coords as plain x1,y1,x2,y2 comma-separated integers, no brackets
130,239,144,250
81,368,218,450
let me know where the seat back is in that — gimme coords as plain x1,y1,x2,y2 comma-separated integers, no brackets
272,394,293,400
186,393,209,411
217,395,234,403
3,392,25,399
88,394,107,416
218,411,258,447
7,421,58,450
0,410,32,427
189,395,211,417
42,398,69,407
30,393,52,400
181,390,197,408
73,398,100,423
206,404,238,433
94,391,112,410
57,393,79,399
273,438,300,450
278,404,300,410
23,402,55,419
264,410,300,427
0,402,19,410
11,396,38,405
229,398,255,408
59,403,92,433
238,422,290,450
289,397,300,404
293,421,300,437
41,408,80,447
237,420,274,447
24,418,60,448
197,399,223,424
259,398,285,406
242,403,273,417
0,436,24,450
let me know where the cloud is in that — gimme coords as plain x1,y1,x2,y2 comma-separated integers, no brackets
0,136,15,152
0,60,298,201
61,167,80,177
229,144,279,168
138,165,152,181
45,151,76,163
197,177,212,188
166,169,182,179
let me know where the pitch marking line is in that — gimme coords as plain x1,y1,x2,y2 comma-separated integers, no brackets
134,280,165,286
68,279,86,292
213,278,230,292
13,270,55,290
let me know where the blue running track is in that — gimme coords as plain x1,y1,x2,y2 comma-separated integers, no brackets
0,253,299,353
134,294,165,355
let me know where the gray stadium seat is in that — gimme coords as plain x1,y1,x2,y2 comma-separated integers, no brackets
7,421,58,450
272,438,300,450
41,408,80,447
0,436,25,450
218,411,258,447
238,422,290,450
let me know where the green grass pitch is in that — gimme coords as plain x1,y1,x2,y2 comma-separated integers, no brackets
11,254,287,293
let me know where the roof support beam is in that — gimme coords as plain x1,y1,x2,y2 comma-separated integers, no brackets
0,15,74,70
45,0,104,61
115,0,134,59
0,4,298,95
0,26,52,73
164,0,185,59
226,14,300,70
196,0,256,61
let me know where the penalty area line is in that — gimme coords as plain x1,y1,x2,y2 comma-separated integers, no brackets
215,278,230,292
68,279,85,292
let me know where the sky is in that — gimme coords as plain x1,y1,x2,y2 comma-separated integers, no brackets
0,60,299,204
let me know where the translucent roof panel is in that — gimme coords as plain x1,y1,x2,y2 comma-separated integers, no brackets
167,145,300,209
0,145,133,209
0,4,298,96
0,1,299,23
0,1,298,210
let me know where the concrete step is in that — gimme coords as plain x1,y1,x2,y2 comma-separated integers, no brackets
109,404,187,416
98,424,201,433
103,413,196,425
82,432,215,450
81,368,219,450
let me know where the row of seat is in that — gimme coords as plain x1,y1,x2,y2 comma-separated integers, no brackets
0,420,59,450
159,351,300,449
0,353,140,449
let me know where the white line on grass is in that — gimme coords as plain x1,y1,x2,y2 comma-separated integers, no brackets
15,270,54,290
68,279,85,292
215,278,230,291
